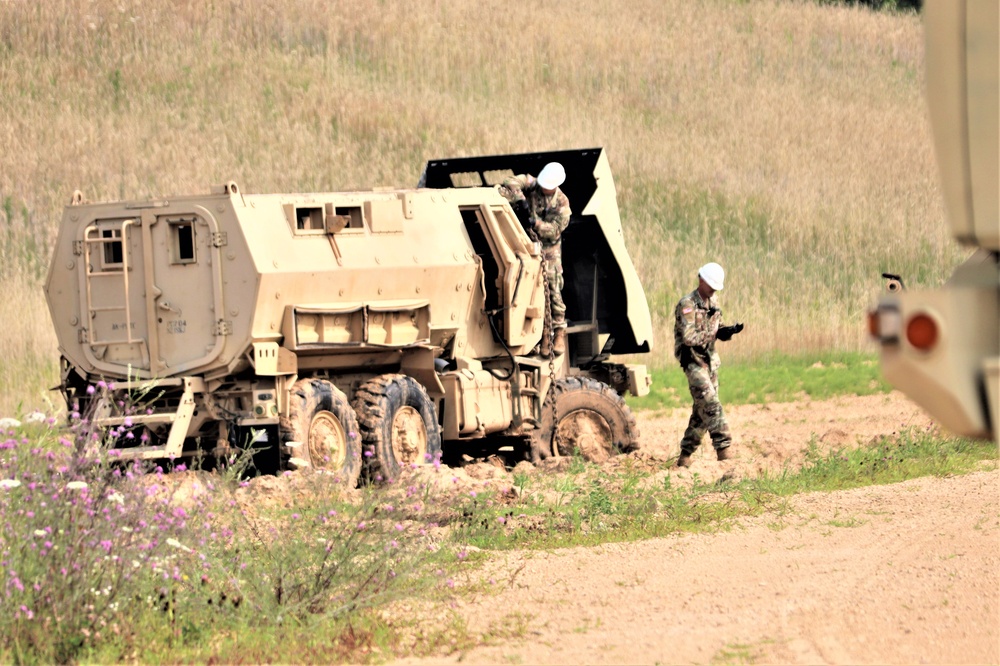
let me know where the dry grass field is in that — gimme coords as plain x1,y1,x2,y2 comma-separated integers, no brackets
0,0,965,416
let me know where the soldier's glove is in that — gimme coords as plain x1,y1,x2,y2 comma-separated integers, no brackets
716,322,745,341
510,199,533,230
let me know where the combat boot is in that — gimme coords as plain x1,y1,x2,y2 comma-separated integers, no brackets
676,452,693,468
540,331,552,357
552,328,566,356
716,446,733,461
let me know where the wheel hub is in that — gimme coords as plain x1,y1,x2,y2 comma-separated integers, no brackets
308,410,348,469
555,409,613,462
391,405,427,465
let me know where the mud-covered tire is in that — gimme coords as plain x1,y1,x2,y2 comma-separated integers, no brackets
280,378,362,486
353,374,442,483
535,377,640,463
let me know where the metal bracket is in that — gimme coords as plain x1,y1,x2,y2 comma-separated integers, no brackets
212,232,228,247
215,320,233,336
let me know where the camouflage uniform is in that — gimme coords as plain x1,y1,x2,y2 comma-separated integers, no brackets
500,174,571,328
674,289,733,455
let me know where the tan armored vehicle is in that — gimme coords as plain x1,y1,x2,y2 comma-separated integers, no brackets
869,0,998,441
45,149,653,483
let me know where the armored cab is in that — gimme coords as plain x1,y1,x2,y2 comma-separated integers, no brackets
45,149,653,483
869,0,998,441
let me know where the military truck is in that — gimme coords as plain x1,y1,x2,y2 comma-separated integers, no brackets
869,0,998,441
44,148,653,484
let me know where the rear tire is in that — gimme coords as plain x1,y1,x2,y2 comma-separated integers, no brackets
280,378,362,486
353,374,442,483
536,377,640,463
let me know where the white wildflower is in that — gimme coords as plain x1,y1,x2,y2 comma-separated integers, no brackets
107,491,125,505
66,481,89,491
0,418,21,429
34,529,46,537
25,411,47,424
0,479,21,489
166,538,193,553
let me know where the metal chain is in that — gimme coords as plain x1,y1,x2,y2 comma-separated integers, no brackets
528,226,556,363
535,242,557,387
526,209,556,426
525,211,557,459
543,266,556,382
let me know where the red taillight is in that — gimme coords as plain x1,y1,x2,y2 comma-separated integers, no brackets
906,313,939,351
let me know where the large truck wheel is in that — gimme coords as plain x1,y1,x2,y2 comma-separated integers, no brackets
536,377,640,463
353,374,442,483
280,378,362,486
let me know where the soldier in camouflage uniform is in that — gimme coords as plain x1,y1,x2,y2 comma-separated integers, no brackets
499,162,571,355
674,262,744,467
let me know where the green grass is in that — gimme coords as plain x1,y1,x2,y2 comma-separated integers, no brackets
748,428,996,496
630,350,891,412
710,640,775,666
446,428,997,554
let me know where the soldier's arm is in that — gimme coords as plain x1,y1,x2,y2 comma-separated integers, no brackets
533,201,571,243
499,174,533,201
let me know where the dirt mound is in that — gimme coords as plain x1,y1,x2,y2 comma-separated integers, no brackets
226,392,935,513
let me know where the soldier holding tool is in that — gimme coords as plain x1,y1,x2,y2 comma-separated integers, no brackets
674,262,744,467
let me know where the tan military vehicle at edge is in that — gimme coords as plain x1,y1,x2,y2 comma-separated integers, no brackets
869,0,998,442
45,149,653,484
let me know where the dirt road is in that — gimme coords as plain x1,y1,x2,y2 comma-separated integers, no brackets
392,393,1000,665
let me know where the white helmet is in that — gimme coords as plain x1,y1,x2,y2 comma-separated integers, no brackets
536,162,566,190
698,262,725,291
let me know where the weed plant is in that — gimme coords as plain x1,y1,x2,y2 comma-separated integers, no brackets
0,386,469,664
749,427,998,495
